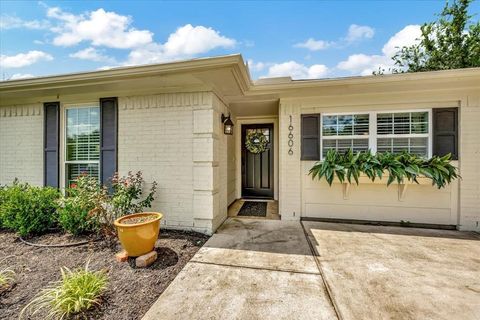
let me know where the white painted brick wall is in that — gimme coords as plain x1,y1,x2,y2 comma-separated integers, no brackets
0,104,43,186
118,92,218,234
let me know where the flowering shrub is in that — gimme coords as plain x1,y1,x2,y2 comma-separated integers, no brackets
57,171,157,236
57,175,108,235
110,171,157,218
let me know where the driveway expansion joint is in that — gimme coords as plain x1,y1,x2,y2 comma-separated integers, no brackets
301,220,343,320
190,259,321,276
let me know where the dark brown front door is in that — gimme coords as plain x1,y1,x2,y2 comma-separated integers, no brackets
242,124,274,199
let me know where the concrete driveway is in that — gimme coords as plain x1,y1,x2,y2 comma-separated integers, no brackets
303,221,480,320
143,218,480,320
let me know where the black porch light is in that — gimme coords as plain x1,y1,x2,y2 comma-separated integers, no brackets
221,113,234,135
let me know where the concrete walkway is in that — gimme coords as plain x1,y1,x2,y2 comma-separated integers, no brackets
142,218,338,320
143,218,480,320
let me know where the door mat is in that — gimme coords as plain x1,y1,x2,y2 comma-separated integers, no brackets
237,201,267,217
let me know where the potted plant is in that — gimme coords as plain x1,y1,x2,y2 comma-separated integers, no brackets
114,212,163,256
109,172,159,256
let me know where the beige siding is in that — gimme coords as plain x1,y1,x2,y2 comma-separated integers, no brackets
279,90,478,230
0,104,43,186
279,104,302,220
459,94,480,231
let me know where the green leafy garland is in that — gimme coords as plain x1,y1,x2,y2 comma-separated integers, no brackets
309,149,459,189
245,131,268,154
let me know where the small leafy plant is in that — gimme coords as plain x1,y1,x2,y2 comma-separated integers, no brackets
0,257,15,292
0,181,60,236
309,150,459,189
20,262,108,320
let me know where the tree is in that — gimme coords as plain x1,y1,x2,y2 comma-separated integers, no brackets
378,0,480,74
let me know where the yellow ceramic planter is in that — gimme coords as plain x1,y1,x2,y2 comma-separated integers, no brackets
114,212,163,257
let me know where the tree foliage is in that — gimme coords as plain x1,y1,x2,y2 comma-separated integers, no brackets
379,0,480,74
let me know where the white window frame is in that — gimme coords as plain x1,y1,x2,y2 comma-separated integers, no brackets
63,103,101,187
320,109,432,159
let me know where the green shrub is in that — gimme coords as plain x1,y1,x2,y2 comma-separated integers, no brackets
57,175,107,235
0,182,60,236
20,262,108,319
309,150,459,188
0,185,6,228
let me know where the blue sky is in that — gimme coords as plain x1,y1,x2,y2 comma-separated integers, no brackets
1,1,479,80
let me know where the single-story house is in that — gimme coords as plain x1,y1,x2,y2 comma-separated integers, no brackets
1,54,479,234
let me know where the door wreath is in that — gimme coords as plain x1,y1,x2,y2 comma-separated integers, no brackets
245,131,268,154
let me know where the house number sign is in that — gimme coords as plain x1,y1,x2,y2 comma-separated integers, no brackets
288,115,294,155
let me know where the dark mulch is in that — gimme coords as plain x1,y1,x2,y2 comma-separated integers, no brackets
0,229,209,319
237,201,267,217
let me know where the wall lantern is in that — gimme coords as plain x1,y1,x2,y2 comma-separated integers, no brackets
221,113,234,135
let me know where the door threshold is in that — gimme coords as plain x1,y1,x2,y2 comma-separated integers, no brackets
241,197,275,202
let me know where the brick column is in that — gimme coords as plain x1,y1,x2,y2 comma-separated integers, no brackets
192,94,220,234
278,101,302,220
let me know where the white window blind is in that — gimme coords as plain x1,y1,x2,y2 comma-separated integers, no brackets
65,106,100,187
321,114,369,156
320,110,431,158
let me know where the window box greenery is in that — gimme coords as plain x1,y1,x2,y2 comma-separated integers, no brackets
309,150,459,199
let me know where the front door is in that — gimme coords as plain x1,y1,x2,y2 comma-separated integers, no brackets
241,124,274,199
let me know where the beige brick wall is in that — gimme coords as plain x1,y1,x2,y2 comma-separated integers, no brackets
118,92,224,234
0,104,43,186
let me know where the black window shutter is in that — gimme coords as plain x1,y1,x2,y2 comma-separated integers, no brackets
432,108,458,160
100,97,118,186
301,114,320,160
44,102,60,188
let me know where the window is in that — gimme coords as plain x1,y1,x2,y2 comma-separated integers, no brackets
319,110,431,158
65,106,100,187
321,114,369,156
376,111,429,157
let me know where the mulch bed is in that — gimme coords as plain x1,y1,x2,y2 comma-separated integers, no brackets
0,229,209,319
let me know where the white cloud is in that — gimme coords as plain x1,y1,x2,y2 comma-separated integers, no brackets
263,61,329,79
0,50,53,69
295,24,374,52
247,59,266,72
163,24,235,57
47,7,153,49
9,73,35,80
125,24,236,65
381,24,421,58
345,24,375,42
0,15,50,30
69,47,115,63
337,25,421,75
294,38,331,51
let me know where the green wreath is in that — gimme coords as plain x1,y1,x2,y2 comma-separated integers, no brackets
245,131,268,154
